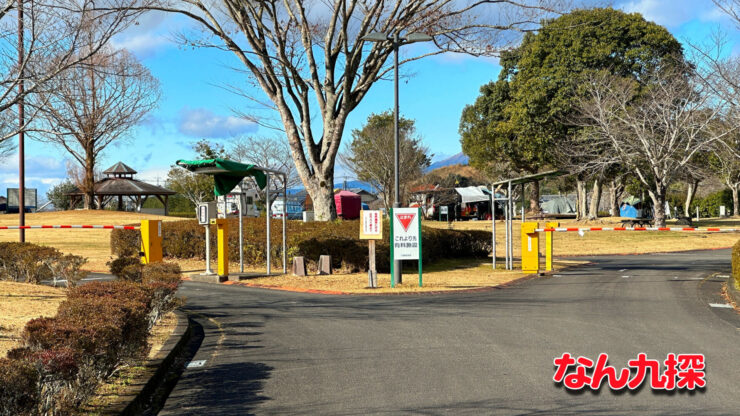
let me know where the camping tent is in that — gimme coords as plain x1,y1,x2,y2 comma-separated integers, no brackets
620,196,646,218
541,195,576,214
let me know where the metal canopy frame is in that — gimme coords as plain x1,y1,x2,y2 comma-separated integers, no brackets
490,170,567,270
181,162,288,276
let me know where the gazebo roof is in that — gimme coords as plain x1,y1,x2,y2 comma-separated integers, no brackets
68,178,175,196
104,162,137,175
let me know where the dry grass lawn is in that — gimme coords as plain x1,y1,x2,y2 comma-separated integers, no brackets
0,281,65,357
0,211,177,271
224,258,583,294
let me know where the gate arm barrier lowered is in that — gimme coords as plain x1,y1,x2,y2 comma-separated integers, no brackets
0,224,137,230
520,224,740,274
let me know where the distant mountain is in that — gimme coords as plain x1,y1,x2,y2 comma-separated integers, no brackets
425,152,469,172
287,179,376,195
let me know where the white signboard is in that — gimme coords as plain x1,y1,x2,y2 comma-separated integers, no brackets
392,207,420,260
360,210,383,239
440,206,449,215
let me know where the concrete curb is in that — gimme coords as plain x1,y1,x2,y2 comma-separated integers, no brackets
726,275,740,307
89,309,192,415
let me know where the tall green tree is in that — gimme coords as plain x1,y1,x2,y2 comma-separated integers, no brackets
341,111,431,211
460,8,684,214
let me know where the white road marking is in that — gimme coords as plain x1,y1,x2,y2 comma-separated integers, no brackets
687,277,704,280
621,275,630,278
619,269,628,272
709,303,733,309
716,274,730,278
186,360,207,368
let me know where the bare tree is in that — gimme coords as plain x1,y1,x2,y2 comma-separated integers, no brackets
229,135,301,193
572,69,734,227
0,1,145,143
121,0,569,220
33,46,160,209
340,111,431,212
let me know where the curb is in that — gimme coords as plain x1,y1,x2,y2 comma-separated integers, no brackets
90,309,192,415
219,262,589,296
726,275,740,307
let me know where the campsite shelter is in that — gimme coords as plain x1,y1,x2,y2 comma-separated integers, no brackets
67,162,175,214
541,195,576,215
620,196,648,218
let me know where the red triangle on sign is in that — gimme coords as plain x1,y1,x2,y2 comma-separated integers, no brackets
396,213,415,232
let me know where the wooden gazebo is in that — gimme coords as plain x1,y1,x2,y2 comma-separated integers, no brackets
68,162,176,214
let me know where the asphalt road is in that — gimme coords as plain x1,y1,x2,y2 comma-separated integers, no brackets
158,250,740,415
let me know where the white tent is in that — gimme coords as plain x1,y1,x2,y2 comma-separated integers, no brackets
455,186,491,204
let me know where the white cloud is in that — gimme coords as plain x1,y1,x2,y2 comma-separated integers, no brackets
111,33,172,58
619,0,714,28
177,107,258,138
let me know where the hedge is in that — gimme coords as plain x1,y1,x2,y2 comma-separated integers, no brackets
0,262,182,415
0,242,87,286
111,219,492,273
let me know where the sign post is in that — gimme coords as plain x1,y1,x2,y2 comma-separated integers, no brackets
390,207,423,288
360,210,383,288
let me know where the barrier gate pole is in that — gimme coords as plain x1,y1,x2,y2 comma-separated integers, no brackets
545,221,559,271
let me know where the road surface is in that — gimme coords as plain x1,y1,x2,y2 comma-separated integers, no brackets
158,250,740,415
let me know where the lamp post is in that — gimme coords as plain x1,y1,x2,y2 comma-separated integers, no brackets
362,30,432,286
18,0,25,242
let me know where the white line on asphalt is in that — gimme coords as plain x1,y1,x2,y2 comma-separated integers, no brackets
709,303,733,309
621,276,630,278
716,274,730,278
619,269,628,272
186,360,207,368
687,277,704,280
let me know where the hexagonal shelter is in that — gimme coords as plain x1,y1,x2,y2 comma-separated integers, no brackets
67,162,175,214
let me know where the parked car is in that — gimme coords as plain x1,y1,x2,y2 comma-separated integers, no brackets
271,197,303,219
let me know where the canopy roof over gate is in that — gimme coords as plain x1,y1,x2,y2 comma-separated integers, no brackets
176,158,269,196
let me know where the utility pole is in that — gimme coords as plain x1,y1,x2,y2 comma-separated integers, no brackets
18,0,25,242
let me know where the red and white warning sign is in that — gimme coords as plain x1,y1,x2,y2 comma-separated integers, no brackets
392,208,420,260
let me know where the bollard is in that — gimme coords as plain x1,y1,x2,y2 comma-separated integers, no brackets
545,221,559,272
521,222,539,273
140,220,162,264
292,256,307,276
214,218,229,279
318,255,332,275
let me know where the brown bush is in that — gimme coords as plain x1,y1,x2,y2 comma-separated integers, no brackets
0,242,86,285
0,358,39,416
111,218,491,273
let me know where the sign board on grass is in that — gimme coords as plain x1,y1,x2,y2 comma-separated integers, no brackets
392,207,420,260
359,210,383,239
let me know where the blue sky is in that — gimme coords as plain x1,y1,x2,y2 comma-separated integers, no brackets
3,0,740,200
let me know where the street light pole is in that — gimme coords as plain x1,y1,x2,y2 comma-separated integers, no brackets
18,0,25,243
392,31,401,285
361,30,432,287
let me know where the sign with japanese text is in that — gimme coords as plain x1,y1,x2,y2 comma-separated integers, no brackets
360,210,383,240
392,207,420,260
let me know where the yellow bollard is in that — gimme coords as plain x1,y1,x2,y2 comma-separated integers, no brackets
545,221,559,271
140,220,162,264
213,218,229,279
521,222,539,273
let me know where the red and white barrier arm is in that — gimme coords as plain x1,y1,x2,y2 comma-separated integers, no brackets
535,227,740,233
0,225,138,230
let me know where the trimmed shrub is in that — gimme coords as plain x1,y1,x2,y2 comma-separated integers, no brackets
0,358,39,416
0,242,86,285
111,219,492,273
107,256,142,281
691,189,733,218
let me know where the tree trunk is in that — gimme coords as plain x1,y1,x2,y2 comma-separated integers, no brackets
732,184,739,217
83,153,95,210
309,183,337,221
608,179,623,217
684,179,699,218
529,180,541,213
576,179,587,220
588,178,602,220
648,185,667,227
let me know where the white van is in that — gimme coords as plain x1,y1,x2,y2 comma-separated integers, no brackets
271,197,303,219
217,190,260,218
